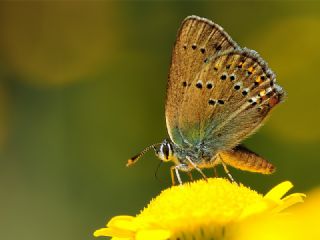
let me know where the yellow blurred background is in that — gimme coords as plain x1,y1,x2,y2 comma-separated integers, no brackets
0,2,319,240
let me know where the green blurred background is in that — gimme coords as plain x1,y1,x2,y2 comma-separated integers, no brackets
0,1,319,240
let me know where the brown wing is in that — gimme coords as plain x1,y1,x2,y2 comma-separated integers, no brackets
165,16,239,146
179,48,285,151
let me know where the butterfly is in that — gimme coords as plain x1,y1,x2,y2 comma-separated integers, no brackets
127,15,285,185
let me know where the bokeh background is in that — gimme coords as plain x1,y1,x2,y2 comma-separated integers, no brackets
0,1,319,240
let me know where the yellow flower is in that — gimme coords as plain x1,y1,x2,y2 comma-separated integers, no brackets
237,188,320,240
94,178,305,240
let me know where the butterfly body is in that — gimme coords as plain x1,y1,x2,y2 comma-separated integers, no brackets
127,16,285,184
154,139,217,167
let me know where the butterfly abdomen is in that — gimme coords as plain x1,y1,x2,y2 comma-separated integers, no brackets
218,145,275,174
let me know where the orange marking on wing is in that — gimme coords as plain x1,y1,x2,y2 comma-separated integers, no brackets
269,96,279,107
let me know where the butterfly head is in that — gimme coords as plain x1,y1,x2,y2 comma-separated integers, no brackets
127,139,179,168
153,139,176,163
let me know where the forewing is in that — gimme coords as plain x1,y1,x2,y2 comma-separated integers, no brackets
165,15,238,146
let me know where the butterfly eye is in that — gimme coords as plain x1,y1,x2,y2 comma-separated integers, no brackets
162,145,169,159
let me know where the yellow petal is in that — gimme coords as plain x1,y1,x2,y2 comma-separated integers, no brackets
264,181,293,201
94,227,134,238
111,238,131,240
240,201,269,219
136,229,171,240
107,215,137,231
237,189,318,240
272,193,306,213
94,216,137,238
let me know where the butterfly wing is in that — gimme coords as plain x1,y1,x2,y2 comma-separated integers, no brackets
166,16,285,152
180,48,285,152
165,16,239,146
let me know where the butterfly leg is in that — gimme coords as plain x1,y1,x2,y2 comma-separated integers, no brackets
170,166,177,185
213,167,219,177
186,156,208,182
187,172,194,181
221,160,235,182
170,165,183,185
171,164,192,185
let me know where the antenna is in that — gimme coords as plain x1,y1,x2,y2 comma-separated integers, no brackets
126,143,161,167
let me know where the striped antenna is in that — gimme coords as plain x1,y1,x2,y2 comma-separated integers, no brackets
126,143,161,167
